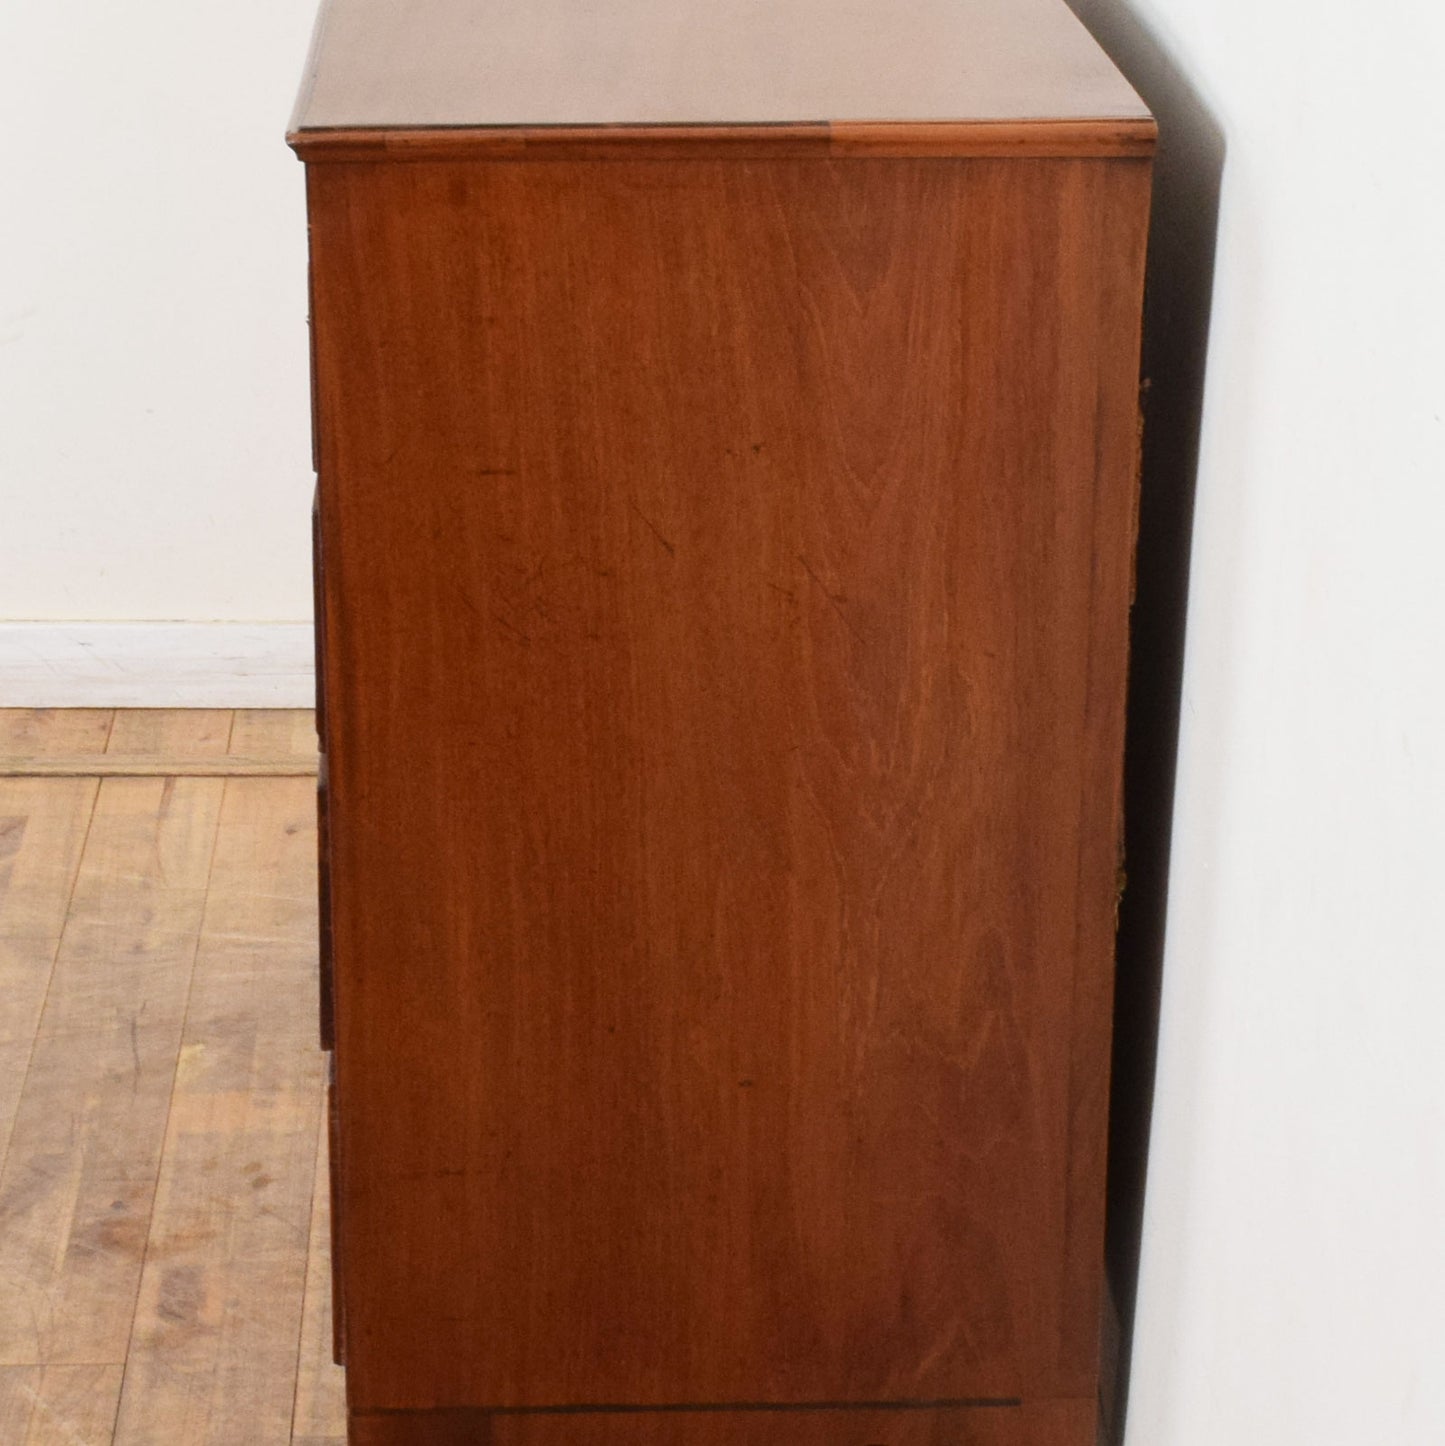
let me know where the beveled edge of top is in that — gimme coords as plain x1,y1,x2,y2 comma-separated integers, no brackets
287,118,1156,163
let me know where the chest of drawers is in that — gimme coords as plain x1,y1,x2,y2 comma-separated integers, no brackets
290,5,1153,1441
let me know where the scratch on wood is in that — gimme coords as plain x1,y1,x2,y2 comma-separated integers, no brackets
490,613,532,645
628,501,676,556
797,554,863,642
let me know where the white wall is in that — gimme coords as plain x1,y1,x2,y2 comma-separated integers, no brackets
0,0,317,623
1069,0,1445,1441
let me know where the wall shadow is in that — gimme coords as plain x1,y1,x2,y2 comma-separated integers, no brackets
1064,3,1225,1439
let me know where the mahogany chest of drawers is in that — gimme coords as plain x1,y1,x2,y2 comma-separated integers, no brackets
290,4,1153,1441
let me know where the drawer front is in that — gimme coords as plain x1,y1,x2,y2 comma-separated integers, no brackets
313,485,336,1052
316,748,335,1052
311,483,328,742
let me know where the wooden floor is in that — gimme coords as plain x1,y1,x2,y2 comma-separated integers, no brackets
0,710,344,1446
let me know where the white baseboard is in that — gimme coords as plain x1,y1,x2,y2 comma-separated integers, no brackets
0,623,316,708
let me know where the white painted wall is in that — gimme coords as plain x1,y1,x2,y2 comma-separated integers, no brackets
1069,0,1445,1441
0,0,317,623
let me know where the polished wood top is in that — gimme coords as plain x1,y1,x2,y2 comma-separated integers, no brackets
290,0,1150,142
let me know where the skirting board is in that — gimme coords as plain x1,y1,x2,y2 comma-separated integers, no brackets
0,623,316,708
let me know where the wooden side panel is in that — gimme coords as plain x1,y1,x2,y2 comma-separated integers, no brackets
349,1400,1097,1446
309,155,1150,1414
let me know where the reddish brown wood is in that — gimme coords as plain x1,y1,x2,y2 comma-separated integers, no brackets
348,1399,1098,1446
305,147,1151,1435
313,488,335,1052
288,119,1156,165
315,753,333,1051
827,119,1155,156
327,1058,346,1366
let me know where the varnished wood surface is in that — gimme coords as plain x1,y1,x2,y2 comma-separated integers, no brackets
0,709,344,1446
348,1398,1097,1445
291,119,1156,164
290,0,1149,134
310,152,1150,1420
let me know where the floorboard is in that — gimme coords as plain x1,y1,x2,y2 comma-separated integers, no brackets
0,710,343,1444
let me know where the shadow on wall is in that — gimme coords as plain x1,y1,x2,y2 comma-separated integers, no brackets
1064,1,1225,1440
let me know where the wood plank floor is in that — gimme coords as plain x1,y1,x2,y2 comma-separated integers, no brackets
0,710,344,1446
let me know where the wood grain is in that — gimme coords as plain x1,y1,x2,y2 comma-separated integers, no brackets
0,1367,37,1440
0,1364,125,1445
0,710,338,1443
0,712,318,768
230,711,323,762
290,0,1148,133
106,710,233,758
290,120,1156,164
347,1399,1097,1445
0,711,320,778
112,777,324,1444
293,1091,348,1441
0,712,105,1186
325,1059,344,1366
309,151,1150,1420
0,757,318,779
0,750,224,1366
0,711,113,757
